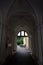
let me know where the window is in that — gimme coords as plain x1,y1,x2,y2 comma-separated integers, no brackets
25,32,28,36
17,31,28,37
18,32,20,36
17,31,29,49
21,31,24,36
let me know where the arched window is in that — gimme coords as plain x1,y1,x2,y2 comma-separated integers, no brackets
17,31,29,48
17,31,28,37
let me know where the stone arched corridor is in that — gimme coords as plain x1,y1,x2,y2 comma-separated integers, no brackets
5,14,37,54
4,7,38,65
4,14,38,65
0,0,42,65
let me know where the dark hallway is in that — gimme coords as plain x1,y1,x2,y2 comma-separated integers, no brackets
3,50,38,65
0,0,42,65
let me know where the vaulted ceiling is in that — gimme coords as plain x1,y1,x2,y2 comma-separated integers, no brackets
0,0,42,14
0,0,42,25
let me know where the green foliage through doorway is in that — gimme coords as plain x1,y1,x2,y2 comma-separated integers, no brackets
17,37,23,46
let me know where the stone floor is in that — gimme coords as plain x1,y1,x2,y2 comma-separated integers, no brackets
3,46,38,65
17,45,32,54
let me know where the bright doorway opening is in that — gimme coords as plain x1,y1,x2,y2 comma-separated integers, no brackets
17,31,32,53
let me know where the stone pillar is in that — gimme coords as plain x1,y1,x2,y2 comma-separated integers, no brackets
37,16,42,65
0,14,7,63
39,16,43,64
0,15,3,62
29,36,32,52
26,37,29,49
23,37,29,50
41,24,43,64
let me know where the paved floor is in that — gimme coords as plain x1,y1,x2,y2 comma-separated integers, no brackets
3,46,38,65
17,45,32,54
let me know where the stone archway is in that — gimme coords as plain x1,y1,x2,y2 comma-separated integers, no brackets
4,0,39,62
14,25,32,53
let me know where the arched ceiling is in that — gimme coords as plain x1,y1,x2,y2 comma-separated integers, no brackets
3,0,37,31
0,0,42,15
0,0,42,26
